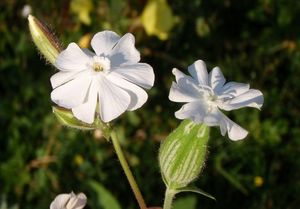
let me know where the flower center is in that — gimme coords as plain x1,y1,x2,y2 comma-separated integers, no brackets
208,94,218,102
92,56,111,72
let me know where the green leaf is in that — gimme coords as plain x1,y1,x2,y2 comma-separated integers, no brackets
215,153,248,195
88,180,122,209
176,186,216,201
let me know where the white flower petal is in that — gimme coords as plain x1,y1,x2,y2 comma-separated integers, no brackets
169,82,199,103
50,71,86,89
218,81,250,97
220,89,264,111
171,68,201,96
219,113,248,140
72,193,87,209
203,108,223,126
97,75,131,122
174,101,208,123
109,63,154,89
91,31,120,56
72,80,98,124
109,33,140,67
106,74,148,111
66,192,87,209
82,48,95,57
172,68,194,83
209,66,226,94
51,75,91,109
50,194,71,209
55,43,90,72
188,60,208,85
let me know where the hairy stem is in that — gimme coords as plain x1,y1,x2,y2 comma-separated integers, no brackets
110,130,147,209
163,188,176,209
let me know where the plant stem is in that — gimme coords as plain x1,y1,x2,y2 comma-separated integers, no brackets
163,188,176,209
110,130,147,209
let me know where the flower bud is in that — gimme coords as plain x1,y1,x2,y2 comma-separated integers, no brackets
159,120,209,190
50,192,87,209
28,15,62,65
52,106,111,138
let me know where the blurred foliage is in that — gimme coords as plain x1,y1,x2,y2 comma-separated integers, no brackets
1,0,300,209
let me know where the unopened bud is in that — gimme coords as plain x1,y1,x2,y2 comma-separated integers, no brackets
52,106,111,138
28,15,62,65
50,192,87,209
159,120,209,190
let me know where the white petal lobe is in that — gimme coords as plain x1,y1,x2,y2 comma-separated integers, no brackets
97,76,131,122
209,66,225,94
109,33,140,67
91,31,120,56
175,101,208,123
72,80,98,124
106,74,148,111
55,43,90,71
169,82,199,103
51,75,91,109
171,68,202,96
220,89,264,111
219,113,248,140
110,63,154,89
50,194,70,209
219,81,250,97
188,60,208,85
50,71,86,88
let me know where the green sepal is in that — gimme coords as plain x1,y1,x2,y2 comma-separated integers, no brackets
52,106,111,138
175,186,216,201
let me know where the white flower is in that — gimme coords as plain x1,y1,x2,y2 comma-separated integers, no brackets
169,60,264,141
51,31,154,124
50,192,87,209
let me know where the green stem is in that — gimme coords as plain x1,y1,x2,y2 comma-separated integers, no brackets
110,130,147,209
163,188,176,209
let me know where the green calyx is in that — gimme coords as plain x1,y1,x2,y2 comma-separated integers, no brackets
52,106,111,139
159,119,210,190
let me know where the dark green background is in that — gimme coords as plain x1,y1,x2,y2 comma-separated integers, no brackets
1,0,300,209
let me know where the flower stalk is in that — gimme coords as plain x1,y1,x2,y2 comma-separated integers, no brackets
163,188,176,209
110,130,147,209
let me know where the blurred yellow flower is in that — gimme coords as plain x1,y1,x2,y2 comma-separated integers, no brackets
196,17,210,37
70,0,93,25
141,0,177,40
254,176,264,187
74,154,84,166
78,33,92,48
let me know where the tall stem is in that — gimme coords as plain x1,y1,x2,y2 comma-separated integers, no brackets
163,188,176,209
110,130,147,209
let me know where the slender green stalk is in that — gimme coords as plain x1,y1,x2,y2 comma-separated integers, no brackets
163,188,176,209
110,130,147,209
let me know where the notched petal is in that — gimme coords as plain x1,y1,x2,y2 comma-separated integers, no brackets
109,33,140,67
219,114,248,140
91,30,120,56
188,60,208,85
55,43,90,71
